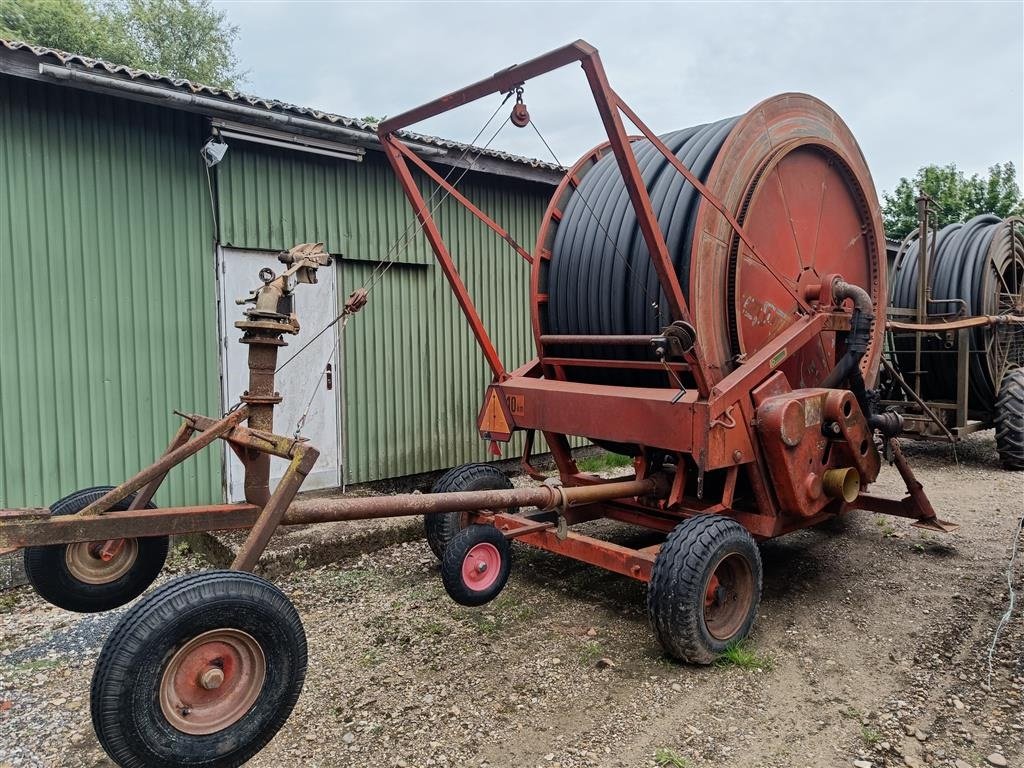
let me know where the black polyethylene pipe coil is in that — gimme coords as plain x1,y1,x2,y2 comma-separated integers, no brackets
890,214,1024,411
545,117,738,383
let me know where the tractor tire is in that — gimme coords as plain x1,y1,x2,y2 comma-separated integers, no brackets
424,463,515,559
24,486,168,613
91,570,306,768
647,515,762,664
440,525,512,607
995,368,1024,470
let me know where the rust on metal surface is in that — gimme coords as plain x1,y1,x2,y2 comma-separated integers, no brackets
489,510,658,582
887,314,1024,331
231,444,320,571
78,407,250,517
159,628,267,736
852,439,958,532
372,39,944,553
0,505,262,549
0,43,951,620
285,476,664,525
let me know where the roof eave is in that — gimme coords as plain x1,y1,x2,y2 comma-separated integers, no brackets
0,44,565,186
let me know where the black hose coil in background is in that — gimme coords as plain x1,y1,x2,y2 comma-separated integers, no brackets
890,214,1024,411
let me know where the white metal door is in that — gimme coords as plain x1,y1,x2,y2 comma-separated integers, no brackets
218,247,342,502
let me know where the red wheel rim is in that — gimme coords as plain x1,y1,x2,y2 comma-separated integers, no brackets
159,629,266,735
703,553,755,641
461,542,502,592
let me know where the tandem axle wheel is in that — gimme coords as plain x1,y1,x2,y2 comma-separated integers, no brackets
24,486,168,613
91,570,306,768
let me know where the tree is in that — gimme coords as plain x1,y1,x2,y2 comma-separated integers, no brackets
0,0,243,88
882,162,1024,240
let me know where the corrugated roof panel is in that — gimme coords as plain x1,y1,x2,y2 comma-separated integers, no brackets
0,39,565,173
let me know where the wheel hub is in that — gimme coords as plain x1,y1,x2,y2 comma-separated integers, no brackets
461,542,501,591
64,538,139,585
159,628,266,735
703,553,755,641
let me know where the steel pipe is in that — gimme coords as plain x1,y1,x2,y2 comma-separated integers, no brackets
0,477,667,551
284,476,664,525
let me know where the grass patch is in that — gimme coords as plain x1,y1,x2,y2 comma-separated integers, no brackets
715,639,773,671
861,725,882,745
328,567,383,591
462,593,536,635
874,516,896,537
418,619,448,637
579,640,603,666
654,747,691,767
577,451,633,474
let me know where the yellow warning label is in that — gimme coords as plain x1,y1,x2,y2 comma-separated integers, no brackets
480,389,511,435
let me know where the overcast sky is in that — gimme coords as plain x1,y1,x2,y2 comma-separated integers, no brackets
215,1,1023,197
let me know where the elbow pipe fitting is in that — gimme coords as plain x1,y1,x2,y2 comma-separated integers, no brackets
832,278,873,316
824,278,875,384
822,277,888,433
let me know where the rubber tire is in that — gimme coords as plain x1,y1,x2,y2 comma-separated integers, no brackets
647,515,763,664
24,486,168,613
91,570,307,768
441,525,512,607
424,464,515,559
995,368,1024,470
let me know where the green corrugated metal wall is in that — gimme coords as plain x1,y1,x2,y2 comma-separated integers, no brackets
0,76,219,508
0,74,558,504
215,144,551,483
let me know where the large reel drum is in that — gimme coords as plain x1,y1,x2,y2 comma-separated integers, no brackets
532,93,886,391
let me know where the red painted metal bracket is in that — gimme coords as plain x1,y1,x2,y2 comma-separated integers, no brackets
377,40,717,394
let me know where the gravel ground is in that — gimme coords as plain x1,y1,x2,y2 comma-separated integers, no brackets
1,435,1021,768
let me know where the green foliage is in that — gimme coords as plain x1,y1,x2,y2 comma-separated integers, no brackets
861,725,882,745
653,747,692,768
0,0,243,87
714,639,774,671
579,640,603,665
0,589,21,614
882,162,1023,240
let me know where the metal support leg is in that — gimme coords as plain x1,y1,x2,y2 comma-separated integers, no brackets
853,439,958,533
231,445,320,571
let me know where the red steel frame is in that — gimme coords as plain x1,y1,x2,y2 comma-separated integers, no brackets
377,40,951,551
0,43,952,589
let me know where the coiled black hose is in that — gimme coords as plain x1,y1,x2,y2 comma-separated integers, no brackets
890,215,1023,411
545,117,738,383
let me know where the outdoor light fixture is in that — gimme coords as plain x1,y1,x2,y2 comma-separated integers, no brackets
200,136,229,167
